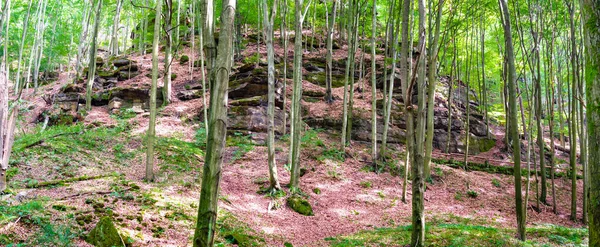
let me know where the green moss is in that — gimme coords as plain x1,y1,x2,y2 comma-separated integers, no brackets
312,188,321,194
86,217,126,247
286,196,314,216
326,219,588,247
474,137,496,153
305,72,346,88
97,70,118,78
179,55,189,64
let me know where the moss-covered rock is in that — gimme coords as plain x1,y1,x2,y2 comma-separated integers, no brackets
179,55,189,64
287,196,314,216
86,217,126,247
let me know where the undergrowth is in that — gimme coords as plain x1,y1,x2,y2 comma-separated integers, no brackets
326,214,588,247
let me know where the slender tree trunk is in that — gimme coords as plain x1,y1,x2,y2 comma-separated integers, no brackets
14,0,33,92
263,0,282,191
86,0,103,111
400,0,412,204
583,0,600,243
341,0,357,148
499,0,526,240
325,0,338,103
410,0,427,245
163,0,174,105
567,2,578,221
111,0,123,55
146,0,162,182
199,11,209,134
192,0,236,245
201,0,216,79
424,0,444,178
281,0,288,136
370,0,377,163
289,0,309,191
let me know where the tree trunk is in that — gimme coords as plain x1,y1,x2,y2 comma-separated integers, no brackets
410,0,427,245
370,0,377,163
424,0,444,178
289,0,308,191
400,0,412,204
201,0,216,79
192,0,236,245
14,0,33,92
499,0,526,240
325,0,337,103
145,0,163,182
263,0,282,191
163,0,174,105
583,0,600,243
111,0,123,55
86,0,102,111
567,2,578,221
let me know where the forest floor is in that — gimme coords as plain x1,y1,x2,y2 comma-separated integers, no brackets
0,39,589,247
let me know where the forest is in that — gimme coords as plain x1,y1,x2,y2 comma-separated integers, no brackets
0,0,599,246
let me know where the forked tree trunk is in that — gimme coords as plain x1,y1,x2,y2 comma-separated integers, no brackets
193,0,236,245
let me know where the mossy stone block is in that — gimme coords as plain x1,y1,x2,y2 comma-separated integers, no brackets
287,196,314,216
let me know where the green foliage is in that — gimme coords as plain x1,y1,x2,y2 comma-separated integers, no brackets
227,132,254,163
326,217,588,247
155,137,203,172
194,127,208,149
111,108,137,120
318,148,345,162
215,210,265,246
492,178,502,187
467,190,479,198
243,53,260,64
0,199,79,246
359,181,372,189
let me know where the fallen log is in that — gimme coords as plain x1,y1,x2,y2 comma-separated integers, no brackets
25,173,118,188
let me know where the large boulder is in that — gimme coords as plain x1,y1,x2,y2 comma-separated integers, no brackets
228,103,286,135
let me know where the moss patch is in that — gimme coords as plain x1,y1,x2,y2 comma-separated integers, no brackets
86,217,127,247
287,196,314,216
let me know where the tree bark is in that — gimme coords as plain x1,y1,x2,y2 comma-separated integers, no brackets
424,0,444,178
163,0,174,105
145,0,162,182
499,0,526,240
370,0,377,163
263,0,282,191
86,0,103,111
410,0,427,245
193,0,236,245
583,0,600,244
289,0,308,191
110,0,123,55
